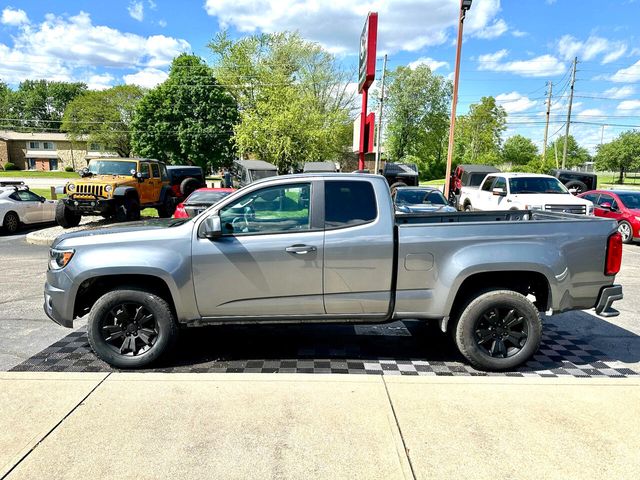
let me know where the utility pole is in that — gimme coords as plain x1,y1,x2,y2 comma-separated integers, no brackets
562,56,578,169
542,81,553,160
554,140,559,168
374,54,387,175
600,124,605,146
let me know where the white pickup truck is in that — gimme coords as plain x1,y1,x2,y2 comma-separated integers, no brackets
465,173,594,215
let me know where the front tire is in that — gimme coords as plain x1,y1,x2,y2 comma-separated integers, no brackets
157,193,176,218
2,211,19,234
618,220,634,244
55,202,81,228
87,289,178,369
454,290,542,371
115,197,141,222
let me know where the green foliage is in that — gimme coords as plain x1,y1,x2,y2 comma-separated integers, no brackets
502,134,539,166
383,65,451,180
209,31,353,172
3,80,86,131
543,135,591,169
595,130,640,183
454,96,506,165
64,165,75,172
3,162,19,170
62,85,145,157
131,54,239,172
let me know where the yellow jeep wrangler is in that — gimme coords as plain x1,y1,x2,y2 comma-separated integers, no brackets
56,158,176,228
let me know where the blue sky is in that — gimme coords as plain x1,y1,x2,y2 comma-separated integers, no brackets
1,0,639,152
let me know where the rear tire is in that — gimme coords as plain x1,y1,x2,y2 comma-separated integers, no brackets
2,211,19,234
55,202,81,229
464,203,472,212
618,220,634,244
180,177,200,198
565,180,588,195
87,288,178,369
454,290,542,371
389,181,407,196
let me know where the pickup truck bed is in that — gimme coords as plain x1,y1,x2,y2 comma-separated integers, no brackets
44,173,623,371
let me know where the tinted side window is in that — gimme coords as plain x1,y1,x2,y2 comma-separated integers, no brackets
151,163,160,178
325,181,377,228
597,194,613,207
493,177,506,191
480,177,496,192
140,163,150,177
583,193,599,203
161,165,169,181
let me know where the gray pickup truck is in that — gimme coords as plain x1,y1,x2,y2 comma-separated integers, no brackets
44,174,624,370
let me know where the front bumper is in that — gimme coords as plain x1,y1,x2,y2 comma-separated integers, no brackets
594,284,623,318
63,197,115,215
43,269,76,328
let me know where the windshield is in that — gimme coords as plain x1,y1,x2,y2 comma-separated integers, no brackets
509,177,569,194
88,160,137,176
250,169,278,181
185,190,232,205
617,192,640,209
395,189,447,206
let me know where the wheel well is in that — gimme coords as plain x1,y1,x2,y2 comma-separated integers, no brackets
3,210,18,220
73,274,176,319
450,271,551,318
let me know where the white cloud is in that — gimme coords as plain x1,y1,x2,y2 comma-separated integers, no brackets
495,91,537,113
610,60,640,83
408,57,449,72
1,7,29,26
123,68,167,88
158,19,167,28
85,73,115,90
204,0,508,55
577,108,606,117
477,50,566,77
511,30,527,38
617,99,640,111
128,1,144,22
603,85,635,99
556,35,627,64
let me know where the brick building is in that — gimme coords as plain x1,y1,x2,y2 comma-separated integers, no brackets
0,131,112,171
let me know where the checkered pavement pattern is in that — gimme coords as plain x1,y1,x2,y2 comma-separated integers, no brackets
10,321,640,377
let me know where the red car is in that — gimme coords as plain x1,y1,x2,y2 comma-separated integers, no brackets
579,190,640,244
173,188,235,219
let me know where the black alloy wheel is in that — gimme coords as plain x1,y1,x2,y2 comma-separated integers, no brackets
473,306,528,358
100,303,159,356
3,212,19,234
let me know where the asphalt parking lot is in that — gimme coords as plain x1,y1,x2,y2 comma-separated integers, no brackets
1,231,638,375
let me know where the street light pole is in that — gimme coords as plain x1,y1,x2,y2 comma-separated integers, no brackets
443,0,472,200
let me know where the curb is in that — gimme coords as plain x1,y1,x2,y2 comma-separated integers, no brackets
25,231,56,247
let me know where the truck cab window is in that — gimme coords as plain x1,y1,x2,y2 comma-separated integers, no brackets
325,181,376,228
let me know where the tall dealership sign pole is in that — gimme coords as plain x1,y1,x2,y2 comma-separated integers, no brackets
444,0,472,199
358,12,378,171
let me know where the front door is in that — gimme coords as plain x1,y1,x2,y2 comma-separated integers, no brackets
138,162,153,204
148,163,163,202
14,190,44,223
192,181,324,317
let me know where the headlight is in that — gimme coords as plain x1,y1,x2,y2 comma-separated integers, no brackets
635,216,640,222
67,183,75,192
49,248,75,270
525,205,542,210
104,185,113,192
588,205,594,215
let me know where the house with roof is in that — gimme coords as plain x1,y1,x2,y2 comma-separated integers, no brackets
0,131,114,171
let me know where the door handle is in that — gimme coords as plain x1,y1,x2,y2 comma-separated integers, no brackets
286,245,317,255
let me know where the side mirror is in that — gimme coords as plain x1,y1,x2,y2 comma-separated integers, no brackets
136,172,149,181
79,167,90,178
201,215,222,240
492,187,507,197
600,202,612,210
39,196,46,203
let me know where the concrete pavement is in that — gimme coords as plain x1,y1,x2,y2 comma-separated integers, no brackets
1,373,638,480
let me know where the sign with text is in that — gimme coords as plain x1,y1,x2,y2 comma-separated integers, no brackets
358,12,378,93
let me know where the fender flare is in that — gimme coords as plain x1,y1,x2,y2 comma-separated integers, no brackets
113,186,138,199
159,185,175,202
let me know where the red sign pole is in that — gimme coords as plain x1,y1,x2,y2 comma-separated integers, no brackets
358,89,368,170
358,12,377,171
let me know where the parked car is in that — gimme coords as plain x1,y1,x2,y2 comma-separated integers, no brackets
449,164,501,210
549,169,597,195
382,162,419,192
392,186,457,214
464,173,594,215
579,189,640,244
55,157,177,227
166,166,206,200
173,188,235,219
302,162,337,173
44,174,622,371
0,182,57,234
230,160,278,188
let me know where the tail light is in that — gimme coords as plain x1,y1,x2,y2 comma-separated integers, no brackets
173,203,187,219
605,232,622,276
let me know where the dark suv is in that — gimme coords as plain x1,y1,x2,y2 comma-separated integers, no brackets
549,169,597,194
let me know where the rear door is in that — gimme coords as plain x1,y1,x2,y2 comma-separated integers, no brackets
192,180,325,317
322,180,394,315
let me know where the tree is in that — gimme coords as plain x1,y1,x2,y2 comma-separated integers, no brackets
543,135,591,169
62,85,145,157
131,54,238,172
10,80,86,131
0,81,10,123
454,96,506,165
208,31,353,172
596,130,640,183
384,65,451,179
502,134,539,166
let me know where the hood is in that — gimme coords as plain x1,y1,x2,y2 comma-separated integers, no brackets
397,204,457,213
628,208,640,216
52,218,189,248
511,193,591,205
71,175,135,185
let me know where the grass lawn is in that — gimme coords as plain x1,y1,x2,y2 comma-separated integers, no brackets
0,170,77,178
420,178,446,186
